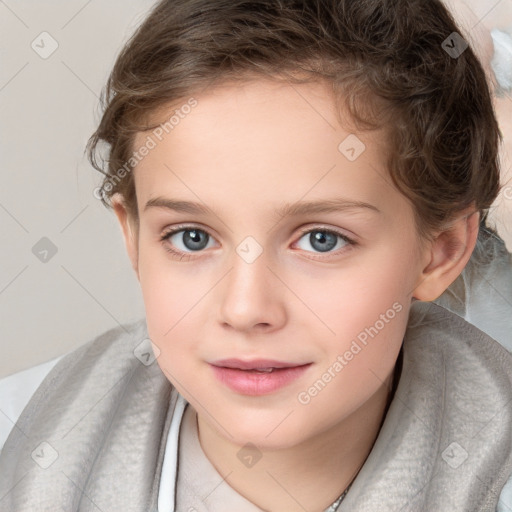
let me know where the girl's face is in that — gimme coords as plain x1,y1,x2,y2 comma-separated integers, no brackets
126,79,429,449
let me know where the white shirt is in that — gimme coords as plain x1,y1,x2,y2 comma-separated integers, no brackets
160,396,264,512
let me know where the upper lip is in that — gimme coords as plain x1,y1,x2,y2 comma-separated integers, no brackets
210,358,310,370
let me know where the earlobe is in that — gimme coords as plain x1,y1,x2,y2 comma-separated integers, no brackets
111,193,140,281
412,209,480,302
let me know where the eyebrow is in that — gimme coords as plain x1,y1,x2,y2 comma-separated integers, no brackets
144,196,380,218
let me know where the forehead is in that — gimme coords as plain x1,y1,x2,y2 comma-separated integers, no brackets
131,79,398,219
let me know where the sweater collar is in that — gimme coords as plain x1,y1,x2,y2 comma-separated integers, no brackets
1,302,511,512
155,301,512,511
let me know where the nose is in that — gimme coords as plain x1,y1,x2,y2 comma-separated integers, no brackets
218,247,287,333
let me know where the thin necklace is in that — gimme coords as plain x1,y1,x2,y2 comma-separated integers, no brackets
323,483,352,512
323,350,403,512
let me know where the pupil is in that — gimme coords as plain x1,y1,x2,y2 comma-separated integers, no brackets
184,229,208,250
312,231,336,252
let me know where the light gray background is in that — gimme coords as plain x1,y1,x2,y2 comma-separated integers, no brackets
1,1,511,379
0,1,155,378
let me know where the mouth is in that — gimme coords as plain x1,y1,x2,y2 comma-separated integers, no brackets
209,358,312,395
210,358,309,370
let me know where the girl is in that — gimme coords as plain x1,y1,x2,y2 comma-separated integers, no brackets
1,1,512,511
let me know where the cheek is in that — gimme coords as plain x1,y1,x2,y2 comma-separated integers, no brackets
141,269,206,396
288,239,417,409
136,244,205,369
293,239,417,344
137,232,199,319
289,291,409,443
137,223,417,392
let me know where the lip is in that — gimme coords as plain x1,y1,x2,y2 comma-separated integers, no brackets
211,358,307,370
209,358,312,396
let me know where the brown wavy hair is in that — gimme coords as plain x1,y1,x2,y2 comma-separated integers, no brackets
86,0,502,240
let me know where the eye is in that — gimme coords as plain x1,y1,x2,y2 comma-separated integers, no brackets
294,227,354,256
160,225,356,261
160,226,215,259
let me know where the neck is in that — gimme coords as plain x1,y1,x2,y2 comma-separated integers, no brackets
196,372,395,512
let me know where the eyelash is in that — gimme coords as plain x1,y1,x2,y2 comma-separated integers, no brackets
159,224,357,261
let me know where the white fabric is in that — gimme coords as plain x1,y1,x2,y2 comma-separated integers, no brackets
491,27,512,92
158,393,187,512
174,402,264,512
0,356,63,454
498,477,512,512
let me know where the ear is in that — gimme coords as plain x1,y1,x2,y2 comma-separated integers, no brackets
412,208,480,301
111,193,140,281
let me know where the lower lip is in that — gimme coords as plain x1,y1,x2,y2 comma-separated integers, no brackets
210,364,312,396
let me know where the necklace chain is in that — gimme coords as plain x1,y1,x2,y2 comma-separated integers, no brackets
321,351,400,511
323,483,351,512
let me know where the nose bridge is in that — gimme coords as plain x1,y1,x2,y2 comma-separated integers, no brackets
225,241,270,306
218,238,284,330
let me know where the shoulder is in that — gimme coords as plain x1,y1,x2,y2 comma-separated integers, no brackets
44,318,151,383
2,318,157,445
0,318,175,509
410,302,512,512
406,301,512,375
342,301,512,510
65,318,150,362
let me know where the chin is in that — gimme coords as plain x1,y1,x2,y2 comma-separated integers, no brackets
211,408,317,451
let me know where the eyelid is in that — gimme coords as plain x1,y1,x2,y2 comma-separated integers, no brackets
159,223,357,258
160,223,218,244
294,224,356,243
